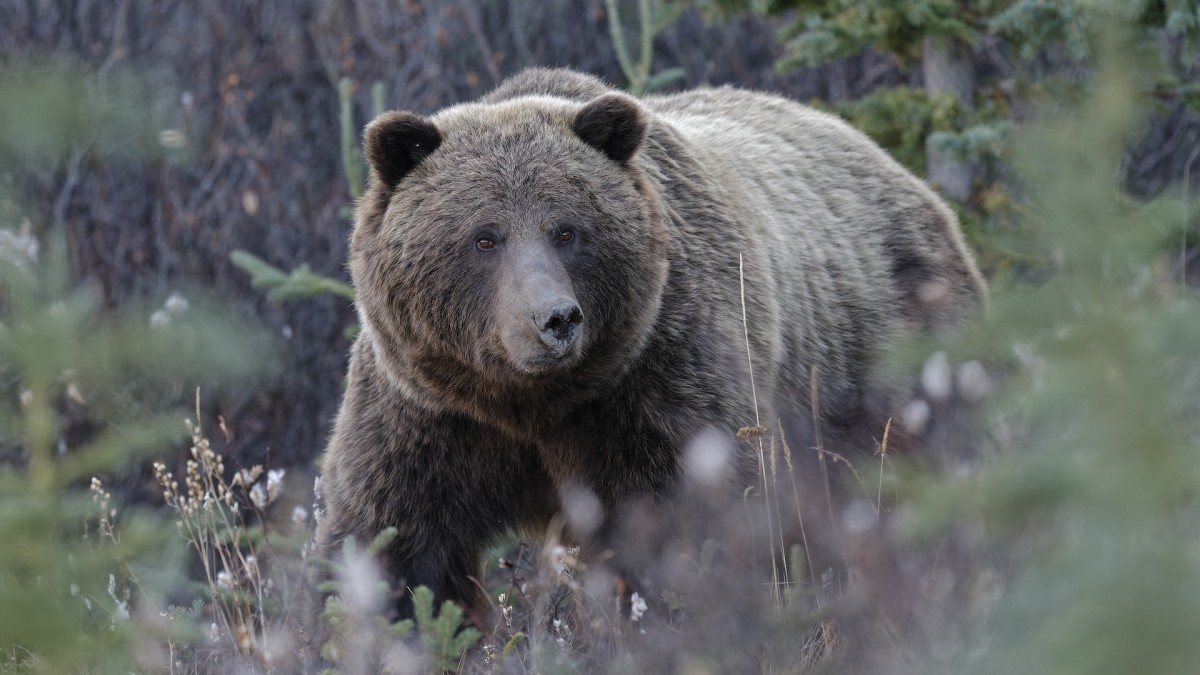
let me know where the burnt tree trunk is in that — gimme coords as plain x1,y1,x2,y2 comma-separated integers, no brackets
923,35,975,202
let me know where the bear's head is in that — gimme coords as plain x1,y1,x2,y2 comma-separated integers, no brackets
350,92,670,415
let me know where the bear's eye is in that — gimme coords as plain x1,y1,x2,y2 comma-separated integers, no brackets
557,229,575,244
476,236,496,251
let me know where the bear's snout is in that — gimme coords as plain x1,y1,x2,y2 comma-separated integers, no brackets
533,299,583,355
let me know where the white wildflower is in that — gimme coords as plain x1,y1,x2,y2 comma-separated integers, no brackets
291,505,309,526
552,618,571,646
956,360,992,402
560,483,603,536
164,292,189,315
842,498,876,534
0,220,38,266
921,350,953,402
231,467,260,487
150,309,170,328
685,428,732,486
340,544,384,616
902,398,931,435
267,468,285,493
548,544,568,576
629,592,647,622
310,477,322,525
499,594,513,631
158,129,187,149
250,468,286,509
242,190,260,216
249,483,267,508
217,570,235,589
107,574,129,621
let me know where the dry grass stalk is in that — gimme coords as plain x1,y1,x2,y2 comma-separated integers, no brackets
739,254,783,610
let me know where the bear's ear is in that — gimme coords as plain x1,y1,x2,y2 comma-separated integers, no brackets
572,93,647,165
363,111,442,190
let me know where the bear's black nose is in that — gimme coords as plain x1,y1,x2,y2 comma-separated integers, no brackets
535,301,583,351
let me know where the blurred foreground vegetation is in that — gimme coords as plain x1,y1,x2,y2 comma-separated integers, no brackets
1,2,1199,674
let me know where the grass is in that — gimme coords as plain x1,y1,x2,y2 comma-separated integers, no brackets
102,384,910,673
150,393,305,667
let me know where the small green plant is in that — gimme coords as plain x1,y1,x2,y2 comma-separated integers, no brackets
411,586,483,673
0,240,271,672
315,527,405,668
229,250,354,302
604,0,687,95
340,78,387,205
315,527,480,674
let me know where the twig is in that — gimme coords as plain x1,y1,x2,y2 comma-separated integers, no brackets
779,421,820,604
1181,142,1200,294
811,366,849,593
876,418,892,519
462,1,502,85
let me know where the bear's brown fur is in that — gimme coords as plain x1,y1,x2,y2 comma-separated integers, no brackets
315,68,985,622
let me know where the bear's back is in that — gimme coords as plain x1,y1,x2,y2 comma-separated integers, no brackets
647,85,985,323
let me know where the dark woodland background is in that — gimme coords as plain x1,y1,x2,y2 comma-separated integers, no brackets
3,0,1196,479
3,1,835,475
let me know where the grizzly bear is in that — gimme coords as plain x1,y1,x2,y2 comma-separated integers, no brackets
314,68,986,624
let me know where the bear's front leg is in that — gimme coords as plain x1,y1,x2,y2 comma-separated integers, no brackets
313,371,554,627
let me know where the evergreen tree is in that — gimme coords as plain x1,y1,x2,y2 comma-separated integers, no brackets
707,0,1200,224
